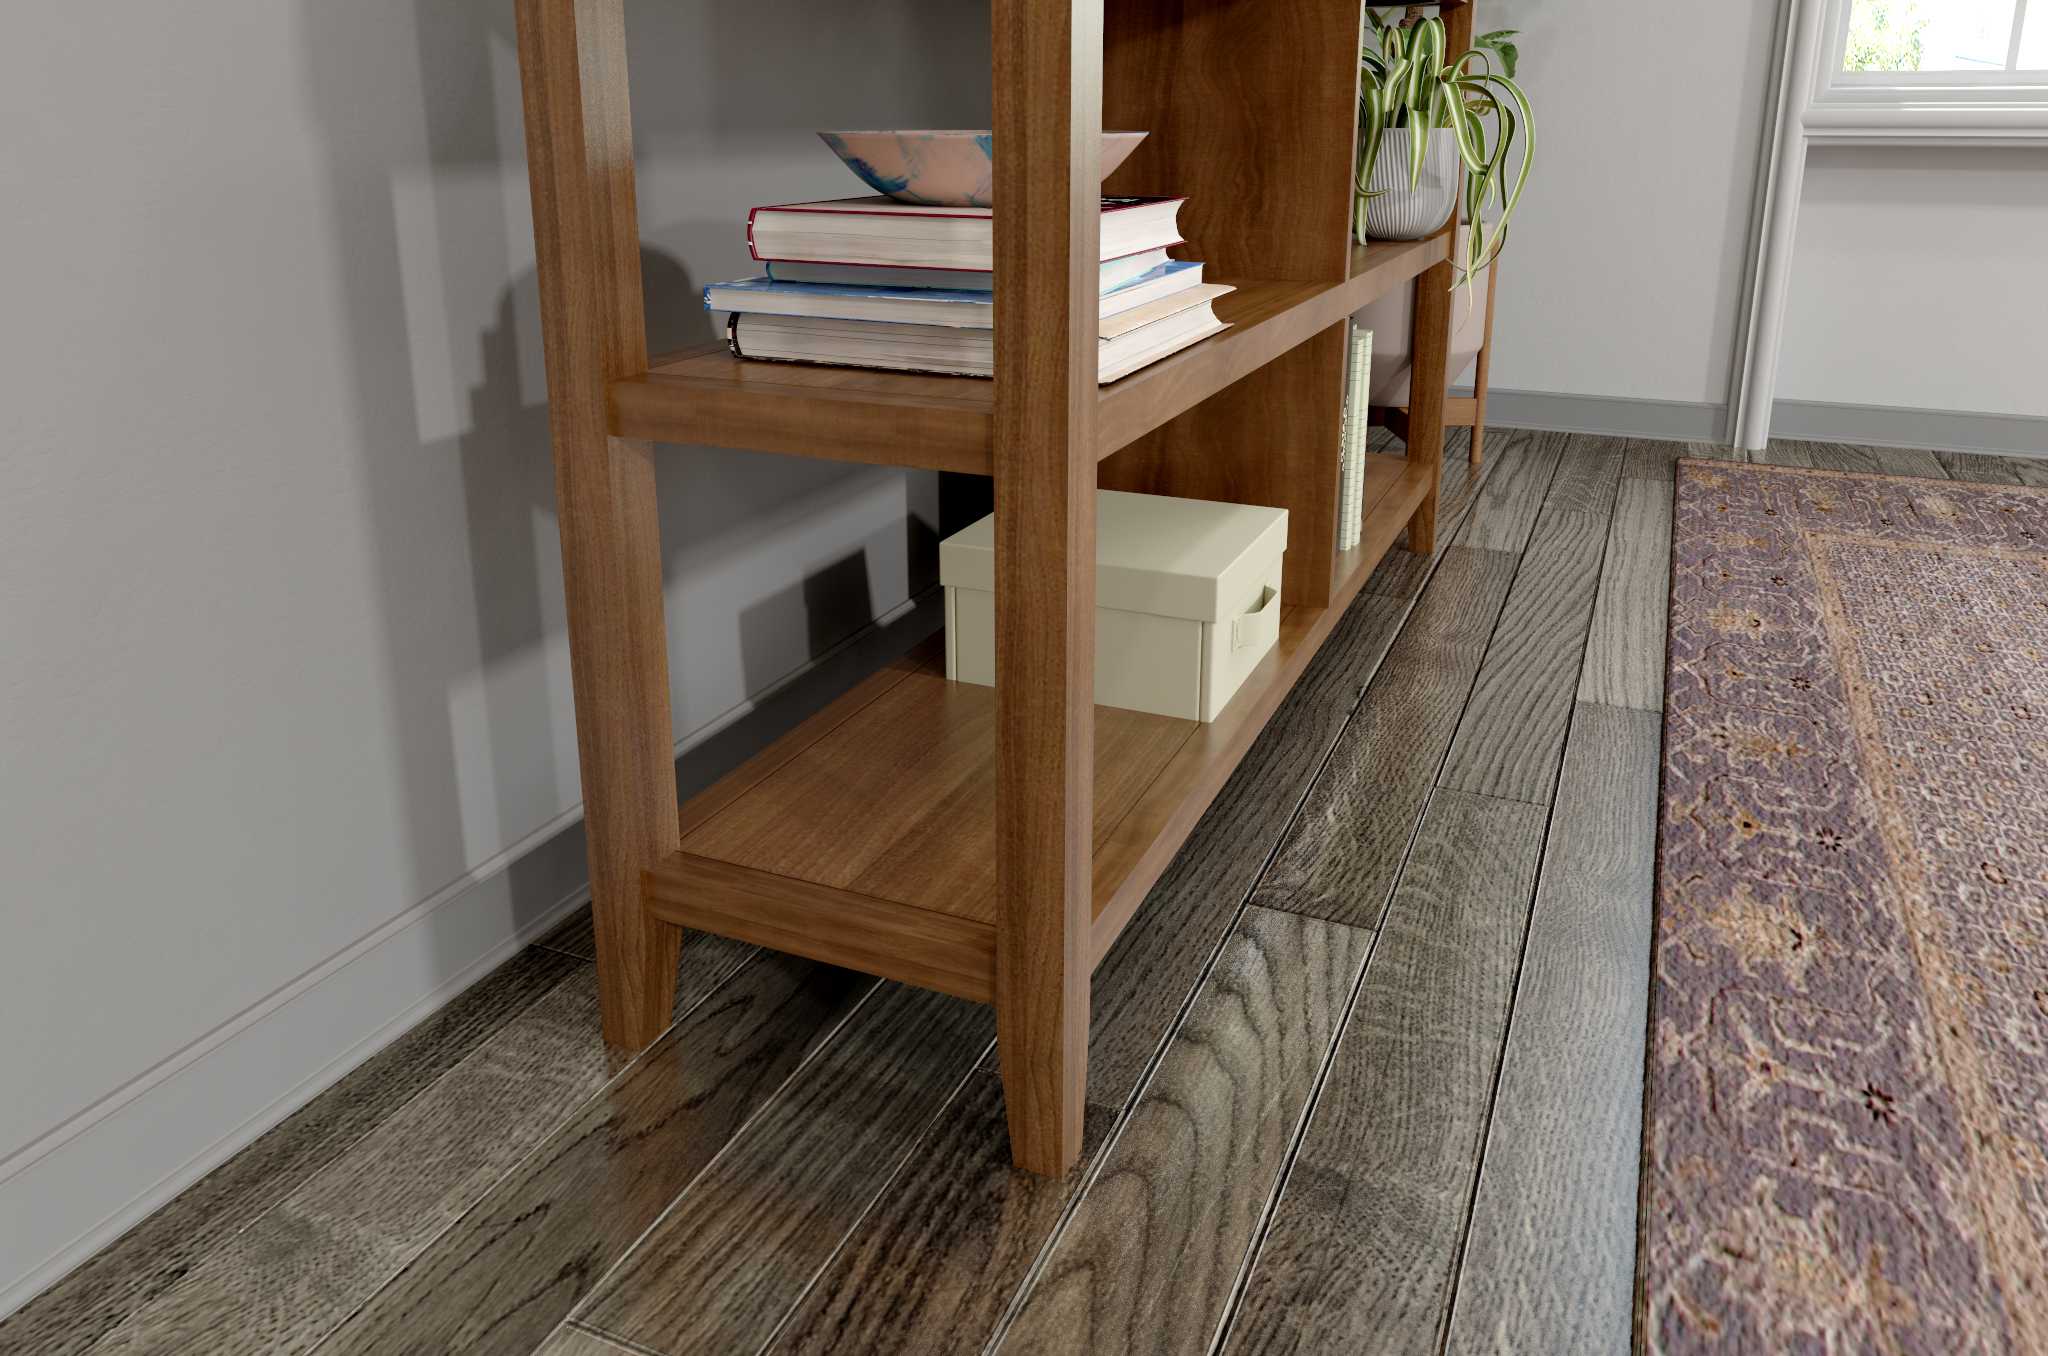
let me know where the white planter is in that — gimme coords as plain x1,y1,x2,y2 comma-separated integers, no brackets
941,491,1288,723
1357,126,1461,242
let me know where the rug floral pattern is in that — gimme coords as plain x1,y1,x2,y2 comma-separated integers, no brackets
1645,461,2048,1353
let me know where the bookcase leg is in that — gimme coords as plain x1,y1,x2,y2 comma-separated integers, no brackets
1471,259,1499,470
516,0,681,1052
991,0,1101,1177
1405,256,1454,557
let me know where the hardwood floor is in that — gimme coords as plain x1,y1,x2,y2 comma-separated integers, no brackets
6,431,2035,1356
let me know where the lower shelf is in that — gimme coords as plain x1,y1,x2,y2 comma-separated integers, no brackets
643,451,1433,1002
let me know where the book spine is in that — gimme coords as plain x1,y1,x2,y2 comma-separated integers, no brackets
726,312,746,360
745,206,761,262
1337,333,1352,550
1343,324,1373,551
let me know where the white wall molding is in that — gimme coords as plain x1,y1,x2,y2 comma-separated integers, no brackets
0,591,942,1323
1807,0,2048,145
0,845,594,1323
1804,99,2048,144
1732,0,1826,451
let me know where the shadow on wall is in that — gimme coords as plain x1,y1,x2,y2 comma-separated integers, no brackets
291,0,988,955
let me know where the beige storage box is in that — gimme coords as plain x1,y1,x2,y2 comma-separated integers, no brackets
941,490,1288,722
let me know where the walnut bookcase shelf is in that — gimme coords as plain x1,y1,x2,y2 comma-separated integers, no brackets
516,0,1473,1176
609,236,1449,473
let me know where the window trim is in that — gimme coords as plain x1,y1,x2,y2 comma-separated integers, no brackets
1809,0,2048,142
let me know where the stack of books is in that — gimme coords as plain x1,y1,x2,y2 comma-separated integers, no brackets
704,197,1232,383
1337,322,1373,551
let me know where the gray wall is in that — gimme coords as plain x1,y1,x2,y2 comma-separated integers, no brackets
1459,2,2046,444
1779,144,2048,420
0,0,984,1312
1472,0,1783,407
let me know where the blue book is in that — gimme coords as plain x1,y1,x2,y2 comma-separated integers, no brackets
706,259,1203,329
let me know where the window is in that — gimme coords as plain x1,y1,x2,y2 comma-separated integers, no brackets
1808,0,2048,142
1839,0,2046,77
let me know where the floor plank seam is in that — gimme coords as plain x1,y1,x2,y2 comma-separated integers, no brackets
1437,700,1588,1354
304,947,770,1355
978,468,1489,1356
566,1316,669,1356
551,975,890,1345
975,668,1393,1356
1203,919,1391,1356
1202,778,1454,1353
1430,448,1636,1335
105,955,603,1356
1440,437,1630,811
1208,437,1605,1351
748,1034,998,1356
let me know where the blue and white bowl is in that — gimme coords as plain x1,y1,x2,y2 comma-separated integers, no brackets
819,130,1148,208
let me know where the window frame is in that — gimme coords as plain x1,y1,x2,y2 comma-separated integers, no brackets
1809,0,2048,142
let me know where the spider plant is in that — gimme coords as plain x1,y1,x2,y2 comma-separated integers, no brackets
1357,9,1533,286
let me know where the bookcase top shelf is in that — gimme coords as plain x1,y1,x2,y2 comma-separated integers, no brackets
608,234,1449,472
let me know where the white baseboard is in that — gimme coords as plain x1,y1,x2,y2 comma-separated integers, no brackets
0,839,594,1322
0,590,943,1323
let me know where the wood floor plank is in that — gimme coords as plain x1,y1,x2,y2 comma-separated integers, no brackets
1621,439,1738,482
1935,449,2048,486
535,905,599,959
572,984,994,1356
313,954,873,1356
1576,476,1674,713
1537,434,1626,517
1218,790,1547,1356
1443,703,1660,1356
994,908,1373,1356
1252,547,1518,929
0,945,581,1356
87,951,755,1356
1454,429,1568,554
533,1323,648,1355
1440,503,1614,805
1083,595,1405,1104
1753,438,1947,478
1367,429,1481,600
766,588,1416,1356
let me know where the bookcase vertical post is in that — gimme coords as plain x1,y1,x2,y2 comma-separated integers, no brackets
1403,0,1474,555
515,0,682,1052
991,0,1103,1177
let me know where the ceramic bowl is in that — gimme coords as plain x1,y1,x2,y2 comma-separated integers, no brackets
817,130,1147,208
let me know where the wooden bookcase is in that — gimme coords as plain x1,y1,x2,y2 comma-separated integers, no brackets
515,0,1472,1175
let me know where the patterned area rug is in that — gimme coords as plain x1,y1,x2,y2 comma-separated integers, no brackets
1643,461,2048,1353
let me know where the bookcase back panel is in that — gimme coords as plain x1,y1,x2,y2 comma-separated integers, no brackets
1102,0,1361,283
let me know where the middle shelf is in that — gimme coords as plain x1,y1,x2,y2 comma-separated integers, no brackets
609,234,1449,473
642,450,1433,1001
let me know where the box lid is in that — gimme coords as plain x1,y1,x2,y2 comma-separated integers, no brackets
940,490,1288,623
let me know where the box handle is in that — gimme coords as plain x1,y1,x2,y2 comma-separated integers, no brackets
1230,586,1280,652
